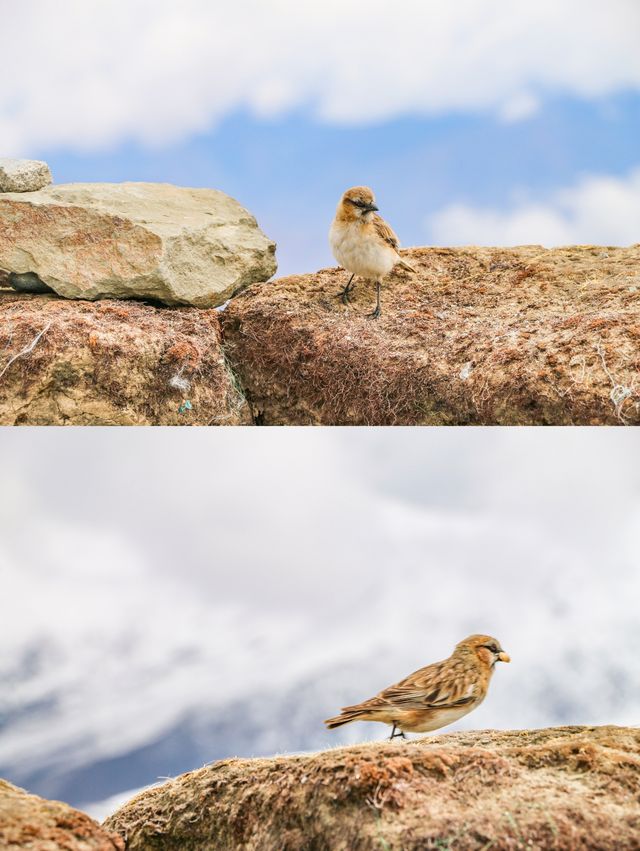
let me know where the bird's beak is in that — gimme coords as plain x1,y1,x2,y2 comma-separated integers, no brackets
497,651,511,663
363,203,378,212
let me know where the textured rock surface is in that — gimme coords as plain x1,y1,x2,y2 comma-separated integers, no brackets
0,158,52,192
223,245,640,424
0,293,250,425
0,778,124,850
0,182,277,307
104,726,640,851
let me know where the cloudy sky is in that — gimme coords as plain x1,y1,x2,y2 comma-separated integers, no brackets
2,1,639,274
1,429,639,812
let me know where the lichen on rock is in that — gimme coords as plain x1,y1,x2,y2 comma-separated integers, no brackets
103,725,640,851
0,778,124,850
223,245,640,425
0,158,52,193
0,293,251,425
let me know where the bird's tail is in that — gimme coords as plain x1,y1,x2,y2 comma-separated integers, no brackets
324,708,368,729
395,257,416,273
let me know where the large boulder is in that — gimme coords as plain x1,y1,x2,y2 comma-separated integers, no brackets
104,726,640,850
223,245,640,425
0,293,251,425
0,158,52,193
0,778,124,850
0,182,276,307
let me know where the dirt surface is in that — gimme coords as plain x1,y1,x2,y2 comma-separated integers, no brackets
0,778,124,850
0,292,250,425
104,725,640,850
223,245,640,424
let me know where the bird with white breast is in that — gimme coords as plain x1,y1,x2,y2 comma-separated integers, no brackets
329,185,415,318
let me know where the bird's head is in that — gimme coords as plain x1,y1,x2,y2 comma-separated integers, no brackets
456,634,511,669
338,186,379,221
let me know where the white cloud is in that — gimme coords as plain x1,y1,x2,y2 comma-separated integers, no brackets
428,167,640,246
498,92,540,123
1,0,639,154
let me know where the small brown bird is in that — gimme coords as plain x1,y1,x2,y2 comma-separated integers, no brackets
329,186,415,318
325,634,510,740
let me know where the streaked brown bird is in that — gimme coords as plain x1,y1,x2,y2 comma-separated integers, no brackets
324,634,510,740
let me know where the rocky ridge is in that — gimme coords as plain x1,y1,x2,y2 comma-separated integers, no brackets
103,725,640,851
223,244,640,425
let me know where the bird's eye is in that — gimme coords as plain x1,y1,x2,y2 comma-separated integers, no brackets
484,644,498,653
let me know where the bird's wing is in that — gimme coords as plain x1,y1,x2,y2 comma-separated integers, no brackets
378,658,478,709
372,214,401,252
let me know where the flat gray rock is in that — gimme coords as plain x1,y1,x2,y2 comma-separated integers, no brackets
0,182,277,307
0,158,52,192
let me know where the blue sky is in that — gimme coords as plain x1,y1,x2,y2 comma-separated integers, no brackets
3,1,640,275
43,96,640,274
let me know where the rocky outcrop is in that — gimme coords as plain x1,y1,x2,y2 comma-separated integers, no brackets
0,778,124,850
104,726,640,851
0,158,51,192
0,182,276,307
1,245,638,425
223,245,640,425
0,293,250,425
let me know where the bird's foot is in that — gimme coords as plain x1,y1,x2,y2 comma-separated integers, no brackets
337,286,352,305
389,723,406,741
367,306,381,319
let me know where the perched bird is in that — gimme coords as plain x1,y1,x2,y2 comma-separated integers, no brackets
324,634,510,740
329,185,415,318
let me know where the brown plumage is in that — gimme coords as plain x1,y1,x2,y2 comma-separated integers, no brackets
329,185,415,318
324,634,510,739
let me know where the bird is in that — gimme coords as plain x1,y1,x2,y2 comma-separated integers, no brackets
329,185,416,318
324,634,510,740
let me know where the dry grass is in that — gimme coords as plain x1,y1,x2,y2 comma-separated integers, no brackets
0,292,251,425
222,245,640,425
0,779,124,850
104,726,640,851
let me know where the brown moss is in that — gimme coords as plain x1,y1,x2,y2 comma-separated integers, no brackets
105,726,640,851
0,292,250,425
0,779,124,850
222,245,640,425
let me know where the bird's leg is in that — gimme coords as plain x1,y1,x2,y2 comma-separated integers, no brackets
338,273,355,304
367,281,381,319
389,722,406,741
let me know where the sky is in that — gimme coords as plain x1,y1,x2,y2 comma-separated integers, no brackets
1,429,639,812
1,1,639,275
